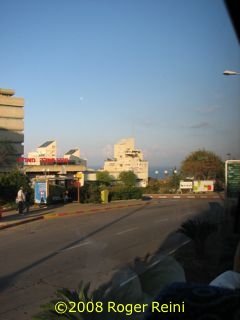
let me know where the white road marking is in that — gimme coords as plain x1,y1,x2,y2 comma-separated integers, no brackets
179,212,195,218
116,227,139,235
167,240,191,255
119,239,191,287
155,218,169,223
60,241,92,252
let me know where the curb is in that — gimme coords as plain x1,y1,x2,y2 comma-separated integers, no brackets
0,207,15,214
43,202,144,219
0,201,145,229
0,216,43,230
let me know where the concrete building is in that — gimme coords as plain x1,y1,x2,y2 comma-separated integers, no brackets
0,88,24,172
103,138,148,187
27,140,57,165
23,163,88,181
37,140,57,158
24,142,88,181
64,149,87,166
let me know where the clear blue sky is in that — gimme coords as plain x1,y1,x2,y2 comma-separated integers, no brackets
1,0,239,168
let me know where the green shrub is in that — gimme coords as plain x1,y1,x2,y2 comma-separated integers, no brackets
32,281,94,320
109,186,143,201
80,182,101,203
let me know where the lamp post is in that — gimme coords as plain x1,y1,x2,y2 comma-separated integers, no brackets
155,170,159,180
73,175,81,203
223,70,240,75
172,167,179,193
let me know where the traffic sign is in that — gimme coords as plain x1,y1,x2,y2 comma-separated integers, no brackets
75,172,84,186
225,160,240,198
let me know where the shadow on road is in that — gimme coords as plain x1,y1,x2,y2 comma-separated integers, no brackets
0,202,151,292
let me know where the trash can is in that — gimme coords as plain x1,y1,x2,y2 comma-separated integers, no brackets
101,189,109,204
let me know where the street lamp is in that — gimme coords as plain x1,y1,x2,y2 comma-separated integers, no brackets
223,70,240,75
155,170,159,179
172,167,178,193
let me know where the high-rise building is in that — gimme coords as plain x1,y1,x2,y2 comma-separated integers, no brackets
0,88,24,172
103,138,148,187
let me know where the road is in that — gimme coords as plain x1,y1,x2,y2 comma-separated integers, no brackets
0,198,223,319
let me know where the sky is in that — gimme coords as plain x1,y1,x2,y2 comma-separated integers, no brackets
1,0,240,169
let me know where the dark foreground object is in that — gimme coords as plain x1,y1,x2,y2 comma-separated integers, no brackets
145,282,240,320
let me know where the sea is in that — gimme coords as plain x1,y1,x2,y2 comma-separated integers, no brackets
89,165,178,179
148,166,178,178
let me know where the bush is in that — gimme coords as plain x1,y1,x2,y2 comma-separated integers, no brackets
109,186,143,201
80,182,101,203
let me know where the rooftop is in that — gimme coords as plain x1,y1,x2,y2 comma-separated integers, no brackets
38,141,55,148
0,88,15,96
65,149,78,155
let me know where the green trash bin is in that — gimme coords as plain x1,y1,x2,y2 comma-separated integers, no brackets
101,189,109,204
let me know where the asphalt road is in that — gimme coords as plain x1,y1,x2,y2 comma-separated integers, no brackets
0,198,223,320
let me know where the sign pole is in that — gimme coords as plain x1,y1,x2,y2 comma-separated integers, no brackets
77,181,81,203
74,172,84,203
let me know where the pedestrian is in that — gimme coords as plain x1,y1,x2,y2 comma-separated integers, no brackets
16,186,25,215
64,190,69,203
24,190,31,213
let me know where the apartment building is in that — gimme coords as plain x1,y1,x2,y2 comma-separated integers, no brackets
64,149,87,166
0,88,24,172
27,140,57,165
103,138,148,187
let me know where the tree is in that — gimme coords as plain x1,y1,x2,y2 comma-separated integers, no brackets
96,171,114,186
180,149,224,180
0,170,32,203
168,171,181,193
118,171,137,187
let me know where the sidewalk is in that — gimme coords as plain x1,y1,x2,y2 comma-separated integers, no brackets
0,199,146,230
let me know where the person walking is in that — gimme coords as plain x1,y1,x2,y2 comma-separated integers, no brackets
16,186,25,215
24,190,31,213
